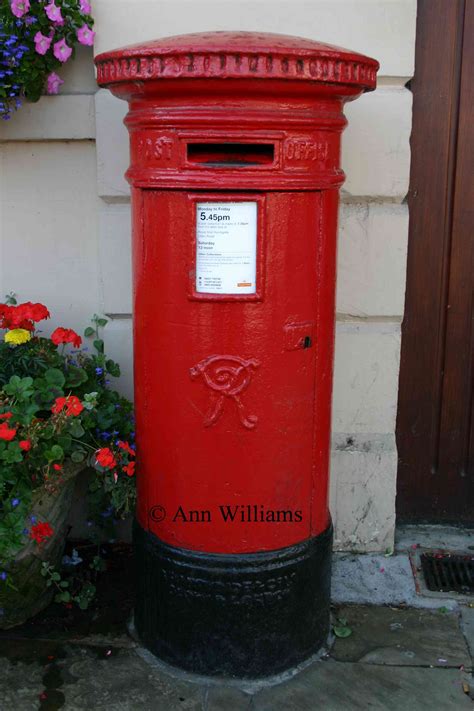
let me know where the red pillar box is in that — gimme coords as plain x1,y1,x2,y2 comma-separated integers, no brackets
96,32,378,678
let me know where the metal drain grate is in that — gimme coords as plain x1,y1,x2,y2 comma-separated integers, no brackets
421,553,474,594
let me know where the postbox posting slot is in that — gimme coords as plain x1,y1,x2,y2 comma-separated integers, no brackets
186,142,275,168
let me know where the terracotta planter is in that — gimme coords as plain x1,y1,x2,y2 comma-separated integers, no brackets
0,462,83,629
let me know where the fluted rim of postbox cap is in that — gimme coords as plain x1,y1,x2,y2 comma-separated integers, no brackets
95,31,379,92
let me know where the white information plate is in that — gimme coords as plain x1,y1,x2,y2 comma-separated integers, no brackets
196,202,257,295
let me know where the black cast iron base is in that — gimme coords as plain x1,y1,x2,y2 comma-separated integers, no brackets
133,521,333,678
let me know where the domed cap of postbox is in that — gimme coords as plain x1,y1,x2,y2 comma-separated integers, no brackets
95,31,379,92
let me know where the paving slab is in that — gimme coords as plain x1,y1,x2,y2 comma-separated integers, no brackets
331,605,471,668
1,656,45,711
396,525,474,553
1,637,473,711
253,660,473,711
62,646,204,710
205,685,253,710
332,552,458,609
0,643,204,711
461,606,474,663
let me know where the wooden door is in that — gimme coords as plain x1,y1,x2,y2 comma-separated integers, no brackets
396,0,474,522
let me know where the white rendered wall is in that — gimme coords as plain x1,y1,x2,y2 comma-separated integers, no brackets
0,0,416,551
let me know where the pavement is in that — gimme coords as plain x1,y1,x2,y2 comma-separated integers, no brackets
1,526,473,710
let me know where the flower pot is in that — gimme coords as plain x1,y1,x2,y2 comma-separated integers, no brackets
0,462,84,629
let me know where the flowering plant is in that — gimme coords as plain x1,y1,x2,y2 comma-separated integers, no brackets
0,0,94,120
0,295,136,596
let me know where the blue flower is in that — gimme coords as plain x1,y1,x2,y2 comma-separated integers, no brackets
11,498,20,508
95,367,103,376
30,515,37,524
0,572,7,581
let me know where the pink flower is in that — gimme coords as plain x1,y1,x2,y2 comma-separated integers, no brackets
77,24,95,46
34,31,52,56
53,38,72,63
79,0,92,13
46,72,64,95
44,2,63,24
10,0,30,17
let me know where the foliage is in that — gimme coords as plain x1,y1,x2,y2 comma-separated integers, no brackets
333,616,352,639
0,0,94,120
0,296,136,605
42,559,98,610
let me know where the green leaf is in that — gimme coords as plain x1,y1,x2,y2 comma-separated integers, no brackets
46,444,64,462
333,626,352,639
84,327,95,338
55,591,71,604
96,319,108,328
93,339,104,354
1,442,23,464
4,375,34,399
22,403,41,420
106,359,121,378
58,434,72,451
45,368,66,388
42,425,55,440
71,450,86,463
66,366,88,388
68,420,85,438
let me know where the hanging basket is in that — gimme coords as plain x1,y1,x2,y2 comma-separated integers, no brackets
0,462,84,629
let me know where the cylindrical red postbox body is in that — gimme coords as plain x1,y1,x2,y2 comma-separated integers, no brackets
96,32,378,678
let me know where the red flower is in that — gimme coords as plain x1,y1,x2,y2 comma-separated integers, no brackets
118,441,135,457
51,396,84,417
96,447,117,469
122,461,135,477
30,522,54,544
0,302,50,331
0,422,17,441
19,440,32,451
21,302,50,323
0,412,13,420
53,463,62,471
51,327,82,348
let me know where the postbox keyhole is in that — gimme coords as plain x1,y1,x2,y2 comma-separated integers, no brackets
303,336,312,349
